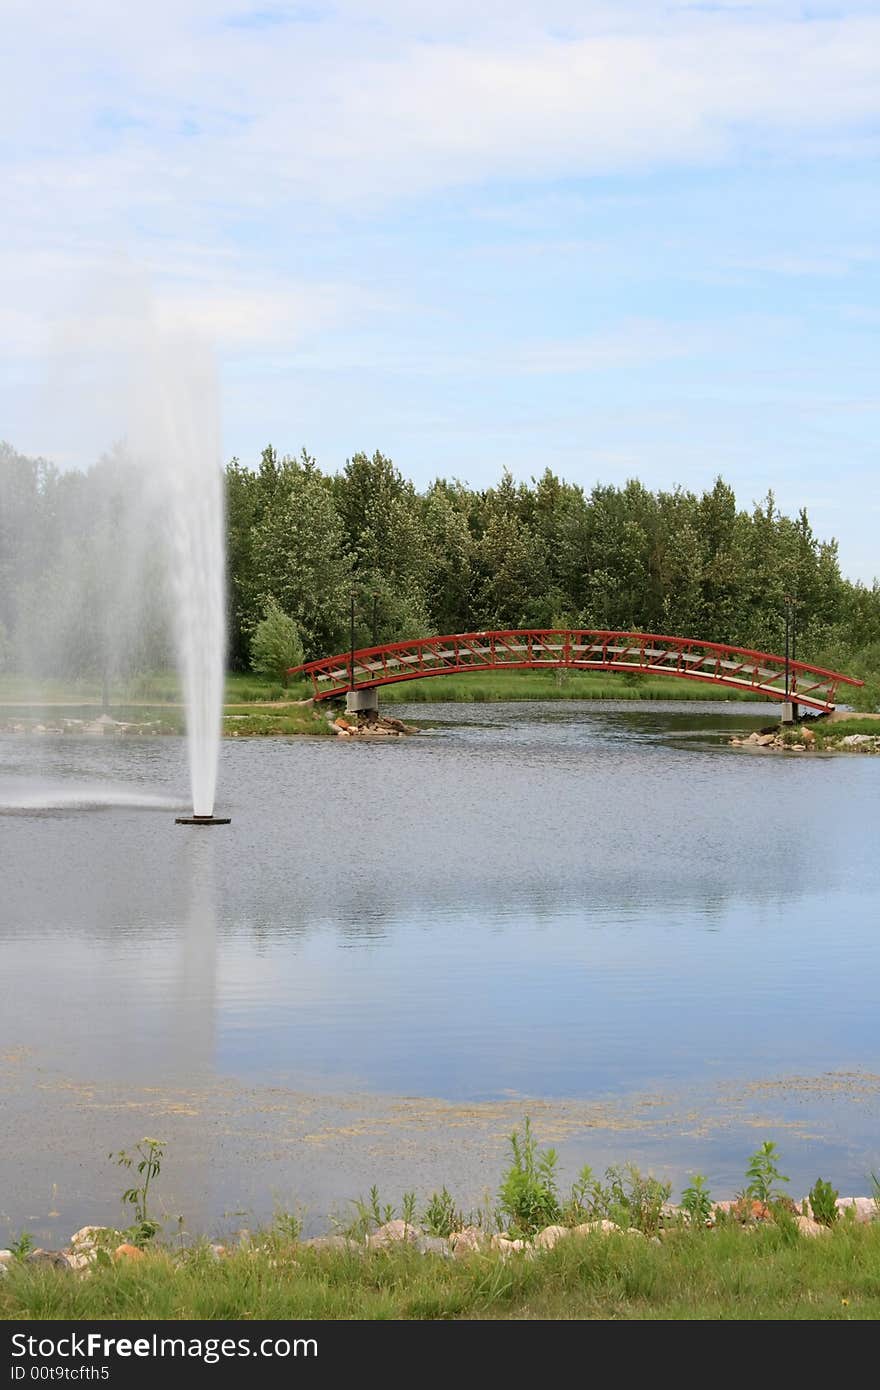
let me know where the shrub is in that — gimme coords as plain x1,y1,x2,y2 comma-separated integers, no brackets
498,1118,561,1236
605,1164,671,1235
809,1179,839,1228
745,1141,789,1207
422,1188,462,1239
560,1165,608,1226
250,602,304,688
681,1174,713,1227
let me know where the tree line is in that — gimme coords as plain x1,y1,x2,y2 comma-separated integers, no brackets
2,440,878,704
228,446,879,696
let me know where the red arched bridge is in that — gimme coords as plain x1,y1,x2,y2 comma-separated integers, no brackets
289,630,862,713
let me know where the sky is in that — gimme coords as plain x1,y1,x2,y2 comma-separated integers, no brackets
2,1,878,580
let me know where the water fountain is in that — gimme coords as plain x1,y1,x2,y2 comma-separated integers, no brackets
124,328,229,825
1,283,230,822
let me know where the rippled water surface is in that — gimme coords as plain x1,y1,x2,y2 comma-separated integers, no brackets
2,701,879,1233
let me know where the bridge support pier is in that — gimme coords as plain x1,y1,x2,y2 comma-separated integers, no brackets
346,687,380,717
781,701,798,725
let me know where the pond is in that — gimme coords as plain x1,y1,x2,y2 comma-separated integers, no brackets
1,700,878,1240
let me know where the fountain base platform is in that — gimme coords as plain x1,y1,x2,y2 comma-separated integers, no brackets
175,815,231,826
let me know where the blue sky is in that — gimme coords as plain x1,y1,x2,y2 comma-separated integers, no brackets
1,1,878,578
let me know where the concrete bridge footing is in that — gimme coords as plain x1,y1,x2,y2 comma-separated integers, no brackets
346,687,380,716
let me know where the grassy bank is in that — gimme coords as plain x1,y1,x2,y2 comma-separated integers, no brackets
3,1225,879,1320
751,715,880,753
812,715,880,746
224,707,331,737
3,667,874,716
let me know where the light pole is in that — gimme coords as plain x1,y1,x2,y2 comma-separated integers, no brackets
349,590,356,694
344,589,381,721
783,594,798,723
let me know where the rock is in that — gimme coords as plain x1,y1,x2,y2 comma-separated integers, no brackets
69,1225,113,1250
66,1251,98,1271
791,743,806,751
795,1215,829,1238
729,737,743,746
367,1219,419,1250
746,732,761,745
0,1250,12,1263
533,1224,569,1251
489,1234,525,1254
413,1235,452,1257
301,1235,361,1253
837,1197,876,1223
570,1219,621,1237
841,734,872,747
729,1199,772,1223
113,1243,145,1262
26,1249,72,1269
380,716,411,734
756,733,776,746
801,727,816,745
449,1226,484,1257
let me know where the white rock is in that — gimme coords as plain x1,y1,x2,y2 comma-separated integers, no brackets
66,1250,97,1270
571,1219,621,1236
301,1235,360,1252
449,1226,484,1256
533,1224,569,1251
837,1197,876,1223
70,1226,109,1248
490,1234,525,1254
367,1219,419,1250
795,1215,829,1238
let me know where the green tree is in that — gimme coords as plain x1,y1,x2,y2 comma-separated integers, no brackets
250,600,304,687
422,481,475,633
251,450,351,659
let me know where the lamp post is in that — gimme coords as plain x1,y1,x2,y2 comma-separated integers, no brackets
783,594,798,724
345,588,381,721
349,590,356,694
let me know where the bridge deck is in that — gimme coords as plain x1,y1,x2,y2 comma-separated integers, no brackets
289,630,863,714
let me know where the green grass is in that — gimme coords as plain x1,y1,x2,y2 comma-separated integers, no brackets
817,716,880,737
378,669,764,703
2,1225,879,1320
223,707,332,737
799,715,880,752
0,672,314,707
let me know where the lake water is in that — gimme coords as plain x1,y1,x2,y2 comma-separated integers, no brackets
1,701,879,1240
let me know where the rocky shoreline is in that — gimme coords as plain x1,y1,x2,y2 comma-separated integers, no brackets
729,727,880,753
3,1195,876,1275
0,713,176,737
328,712,418,739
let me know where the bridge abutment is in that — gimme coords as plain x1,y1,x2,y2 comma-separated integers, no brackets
346,687,380,717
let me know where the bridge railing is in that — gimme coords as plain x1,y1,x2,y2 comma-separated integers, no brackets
289,629,863,713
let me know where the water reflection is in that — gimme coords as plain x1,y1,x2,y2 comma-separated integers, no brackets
1,701,878,1104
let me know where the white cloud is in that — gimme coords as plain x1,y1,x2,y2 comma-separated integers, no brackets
2,1,878,572
2,4,877,359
